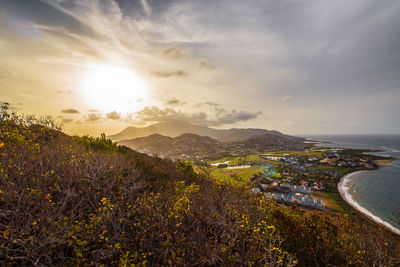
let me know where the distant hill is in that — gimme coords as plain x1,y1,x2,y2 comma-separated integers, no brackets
118,133,224,159
118,131,305,160
240,133,305,150
109,120,289,142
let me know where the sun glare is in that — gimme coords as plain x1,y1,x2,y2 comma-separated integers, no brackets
82,65,148,113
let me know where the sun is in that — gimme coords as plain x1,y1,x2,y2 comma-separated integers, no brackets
81,65,148,113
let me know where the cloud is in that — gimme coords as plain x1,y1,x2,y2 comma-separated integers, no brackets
131,105,262,126
281,95,294,102
196,109,262,127
195,101,220,108
166,98,186,106
150,70,187,78
2,0,400,134
163,47,186,59
61,108,80,114
133,106,185,122
140,0,152,16
85,112,102,122
106,111,121,120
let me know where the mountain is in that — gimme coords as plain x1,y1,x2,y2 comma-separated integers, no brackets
118,133,224,159
240,132,305,150
109,120,289,142
118,131,306,160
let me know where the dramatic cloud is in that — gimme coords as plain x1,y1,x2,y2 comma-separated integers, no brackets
133,106,186,122
1,0,400,134
61,109,80,114
150,70,187,78
190,110,262,127
106,111,121,120
132,105,262,126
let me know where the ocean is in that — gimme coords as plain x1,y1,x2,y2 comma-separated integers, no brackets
305,135,400,233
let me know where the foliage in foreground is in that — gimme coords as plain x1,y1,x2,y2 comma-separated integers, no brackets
0,106,399,266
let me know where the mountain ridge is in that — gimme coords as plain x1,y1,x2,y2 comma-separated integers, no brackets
118,131,305,160
118,132,224,159
109,120,288,142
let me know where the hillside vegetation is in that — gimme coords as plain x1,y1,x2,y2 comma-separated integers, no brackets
0,106,399,266
119,133,222,159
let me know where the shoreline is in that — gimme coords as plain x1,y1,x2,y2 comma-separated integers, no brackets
338,168,400,236
373,159,393,167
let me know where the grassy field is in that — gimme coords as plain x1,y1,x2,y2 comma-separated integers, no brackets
205,153,286,185
210,166,260,185
323,189,354,214
209,154,266,166
208,164,281,186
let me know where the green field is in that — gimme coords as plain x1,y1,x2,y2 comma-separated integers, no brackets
205,153,285,185
323,189,354,214
209,154,266,166
210,166,260,185
207,164,281,186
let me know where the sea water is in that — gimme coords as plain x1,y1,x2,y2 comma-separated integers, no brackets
306,135,400,232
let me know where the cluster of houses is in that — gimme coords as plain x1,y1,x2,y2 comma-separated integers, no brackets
282,166,340,176
320,154,376,169
250,180,325,210
280,183,313,194
264,192,325,210
260,154,299,164
267,176,327,192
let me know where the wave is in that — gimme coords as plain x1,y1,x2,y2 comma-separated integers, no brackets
338,171,400,235
381,146,400,153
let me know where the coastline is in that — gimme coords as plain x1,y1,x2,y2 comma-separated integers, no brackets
373,159,393,167
338,168,400,236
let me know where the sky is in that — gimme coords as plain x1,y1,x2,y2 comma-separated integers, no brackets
0,0,399,136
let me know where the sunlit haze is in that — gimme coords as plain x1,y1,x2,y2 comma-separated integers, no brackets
81,65,148,113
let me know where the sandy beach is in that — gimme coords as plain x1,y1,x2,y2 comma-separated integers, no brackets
338,171,400,236
374,159,394,167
